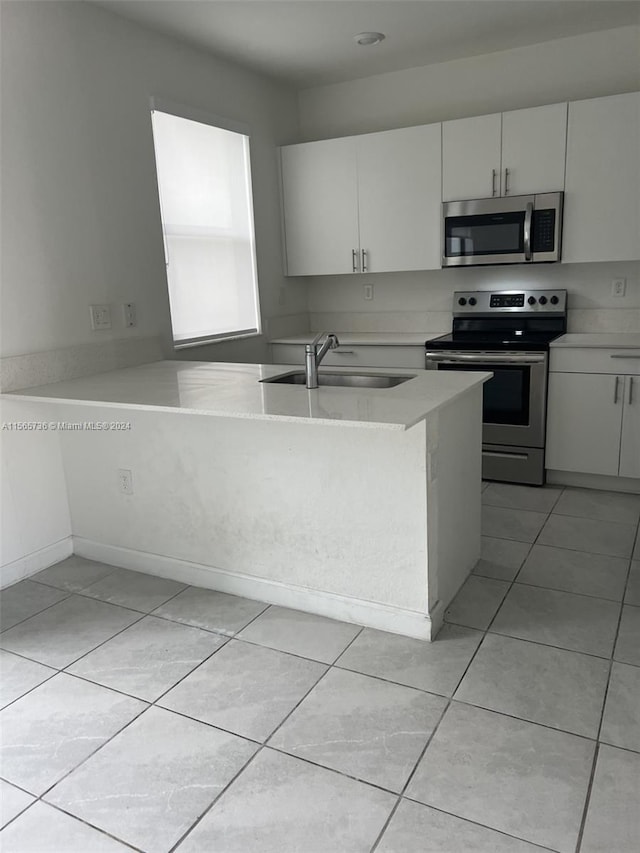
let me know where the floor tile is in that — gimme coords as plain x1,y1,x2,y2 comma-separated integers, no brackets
491,584,620,657
625,560,640,606
538,514,636,558
153,586,268,635
455,633,609,737
472,536,531,582
600,661,640,752
481,505,548,543
518,544,629,601
237,606,361,663
270,667,446,792
0,595,141,669
336,623,482,697
0,780,35,829
0,801,132,851
376,799,547,853
0,672,145,795
444,576,510,630
32,555,117,593
483,482,562,513
176,747,395,853
406,703,594,853
0,649,56,708
614,605,640,666
580,745,640,853
159,639,326,741
80,567,187,612
553,487,640,525
67,615,225,701
0,580,67,632
46,706,257,853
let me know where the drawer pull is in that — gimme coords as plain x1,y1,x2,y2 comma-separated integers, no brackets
610,353,640,358
334,350,356,355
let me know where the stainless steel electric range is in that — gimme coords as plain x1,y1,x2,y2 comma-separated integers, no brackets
425,289,568,486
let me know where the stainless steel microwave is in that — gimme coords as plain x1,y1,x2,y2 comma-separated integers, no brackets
442,192,563,267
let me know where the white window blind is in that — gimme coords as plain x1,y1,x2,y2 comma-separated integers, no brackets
150,108,261,347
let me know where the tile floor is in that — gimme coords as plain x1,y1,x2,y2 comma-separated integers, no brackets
1,484,639,853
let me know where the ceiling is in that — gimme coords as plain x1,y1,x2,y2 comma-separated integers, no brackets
95,0,640,88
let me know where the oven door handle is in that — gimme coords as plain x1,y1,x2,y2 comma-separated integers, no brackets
425,352,546,364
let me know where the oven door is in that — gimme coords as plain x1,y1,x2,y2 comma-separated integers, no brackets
425,351,548,447
442,196,534,267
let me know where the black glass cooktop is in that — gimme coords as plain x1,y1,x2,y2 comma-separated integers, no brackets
425,331,564,352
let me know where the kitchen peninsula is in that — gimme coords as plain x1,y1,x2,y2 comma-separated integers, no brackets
4,360,489,640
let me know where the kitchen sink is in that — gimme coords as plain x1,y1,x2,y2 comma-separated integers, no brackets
262,371,415,388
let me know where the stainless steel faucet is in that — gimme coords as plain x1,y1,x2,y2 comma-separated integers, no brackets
304,331,339,389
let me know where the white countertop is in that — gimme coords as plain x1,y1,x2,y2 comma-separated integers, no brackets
2,360,489,431
271,333,434,347
552,333,640,349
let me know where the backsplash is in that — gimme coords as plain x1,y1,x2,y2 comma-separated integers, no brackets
0,336,164,393
307,262,640,335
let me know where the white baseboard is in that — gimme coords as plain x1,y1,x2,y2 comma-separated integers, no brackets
1,537,73,589
547,470,640,494
73,537,439,641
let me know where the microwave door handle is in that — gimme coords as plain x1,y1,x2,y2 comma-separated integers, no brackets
524,201,533,261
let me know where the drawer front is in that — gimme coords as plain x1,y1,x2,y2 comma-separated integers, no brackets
272,344,426,369
550,348,640,375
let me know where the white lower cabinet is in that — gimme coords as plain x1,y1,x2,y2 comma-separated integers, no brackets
546,348,640,478
271,343,426,370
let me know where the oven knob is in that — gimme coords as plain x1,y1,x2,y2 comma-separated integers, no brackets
550,295,559,305
528,296,537,305
458,298,467,306
539,295,548,305
468,297,477,306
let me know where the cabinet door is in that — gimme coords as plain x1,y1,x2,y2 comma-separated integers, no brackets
280,138,359,276
546,372,623,476
442,113,502,201
619,376,640,478
563,92,640,263
356,124,441,272
501,103,567,195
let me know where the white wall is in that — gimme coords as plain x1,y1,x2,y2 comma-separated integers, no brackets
0,0,305,581
298,26,640,140
0,0,306,374
307,262,640,336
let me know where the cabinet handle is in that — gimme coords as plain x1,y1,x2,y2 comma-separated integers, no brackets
491,169,497,197
361,249,367,272
629,377,634,405
334,349,355,355
614,376,621,404
351,249,358,273
610,353,640,358
504,168,510,195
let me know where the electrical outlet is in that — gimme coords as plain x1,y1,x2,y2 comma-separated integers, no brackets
363,283,374,301
612,278,627,297
118,468,133,495
90,304,111,330
123,303,137,327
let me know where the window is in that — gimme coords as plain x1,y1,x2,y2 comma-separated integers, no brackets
150,105,261,347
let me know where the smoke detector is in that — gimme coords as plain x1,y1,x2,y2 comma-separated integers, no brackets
354,32,386,46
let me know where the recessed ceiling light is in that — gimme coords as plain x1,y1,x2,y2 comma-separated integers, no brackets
354,32,386,47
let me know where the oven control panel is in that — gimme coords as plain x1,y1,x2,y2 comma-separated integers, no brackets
454,290,567,314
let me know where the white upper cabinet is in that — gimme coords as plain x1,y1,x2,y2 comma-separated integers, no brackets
280,124,442,276
442,103,567,201
442,113,502,201
280,138,359,276
357,124,441,273
563,92,640,263
501,103,568,196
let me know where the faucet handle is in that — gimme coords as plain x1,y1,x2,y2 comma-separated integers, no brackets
309,331,325,349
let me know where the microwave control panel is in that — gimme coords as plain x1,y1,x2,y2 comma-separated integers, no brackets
532,209,556,252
